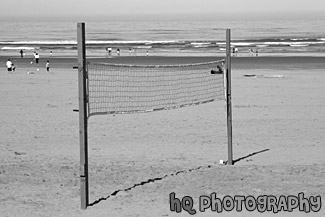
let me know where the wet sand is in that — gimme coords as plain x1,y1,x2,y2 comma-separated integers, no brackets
1,55,325,71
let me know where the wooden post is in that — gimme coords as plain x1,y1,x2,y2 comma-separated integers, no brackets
226,29,233,165
77,22,89,209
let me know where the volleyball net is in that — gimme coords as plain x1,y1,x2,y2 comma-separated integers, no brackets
87,60,225,117
77,23,233,210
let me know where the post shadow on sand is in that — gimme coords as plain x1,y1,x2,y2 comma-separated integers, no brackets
231,148,270,165
88,148,270,207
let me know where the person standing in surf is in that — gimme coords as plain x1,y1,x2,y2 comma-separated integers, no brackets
19,49,24,58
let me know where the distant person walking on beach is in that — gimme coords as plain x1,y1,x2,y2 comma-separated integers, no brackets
232,47,239,56
117,48,120,56
35,53,40,63
19,49,24,58
235,47,239,56
46,60,50,72
6,59,13,72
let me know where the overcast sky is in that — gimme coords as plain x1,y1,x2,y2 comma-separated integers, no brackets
1,0,325,19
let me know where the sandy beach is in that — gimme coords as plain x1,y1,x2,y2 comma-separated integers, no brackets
1,55,325,216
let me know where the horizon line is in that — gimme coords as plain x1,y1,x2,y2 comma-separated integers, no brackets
1,11,324,22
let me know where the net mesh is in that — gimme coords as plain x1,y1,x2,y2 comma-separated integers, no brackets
87,60,225,116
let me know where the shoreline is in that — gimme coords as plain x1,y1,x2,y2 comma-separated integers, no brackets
2,55,325,72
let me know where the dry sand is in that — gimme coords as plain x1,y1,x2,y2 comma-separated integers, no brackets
1,55,325,216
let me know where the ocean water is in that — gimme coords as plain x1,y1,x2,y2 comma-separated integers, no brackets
1,16,325,57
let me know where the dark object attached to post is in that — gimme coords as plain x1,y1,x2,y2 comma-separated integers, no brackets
211,65,224,74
